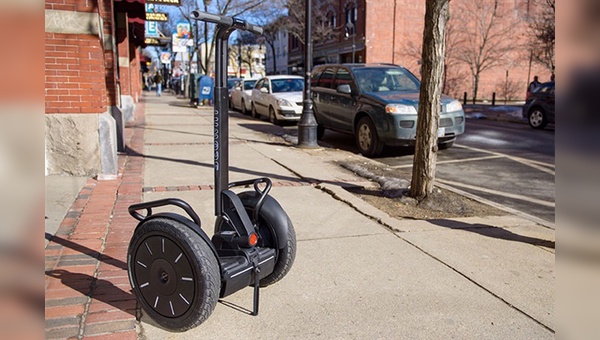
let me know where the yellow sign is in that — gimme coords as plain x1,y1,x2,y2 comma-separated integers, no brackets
146,12,169,22
146,0,181,5
145,38,161,45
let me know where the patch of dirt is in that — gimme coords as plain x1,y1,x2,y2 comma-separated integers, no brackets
340,160,506,220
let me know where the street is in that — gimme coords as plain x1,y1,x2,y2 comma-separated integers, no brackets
309,118,555,225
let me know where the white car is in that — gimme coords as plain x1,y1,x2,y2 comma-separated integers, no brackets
230,78,259,115
250,75,305,124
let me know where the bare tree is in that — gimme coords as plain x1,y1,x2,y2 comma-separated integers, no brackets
262,16,287,74
528,0,555,73
233,30,262,76
176,0,270,74
282,0,341,45
449,0,518,103
397,21,467,98
410,0,450,199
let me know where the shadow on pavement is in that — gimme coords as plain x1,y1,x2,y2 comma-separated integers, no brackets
45,233,135,316
427,220,555,249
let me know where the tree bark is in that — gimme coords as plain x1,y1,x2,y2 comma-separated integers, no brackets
409,0,450,200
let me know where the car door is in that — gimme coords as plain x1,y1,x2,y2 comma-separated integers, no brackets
252,78,270,115
313,66,337,127
329,67,356,132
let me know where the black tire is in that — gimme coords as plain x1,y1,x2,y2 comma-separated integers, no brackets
241,99,248,115
317,124,325,140
251,103,259,119
528,107,547,129
238,193,296,287
269,106,280,125
355,116,384,157
128,218,220,332
438,140,454,150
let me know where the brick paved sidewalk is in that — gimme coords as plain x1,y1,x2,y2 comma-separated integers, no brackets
45,102,146,339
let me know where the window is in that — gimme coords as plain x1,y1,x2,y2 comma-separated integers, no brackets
244,80,257,91
311,68,323,87
345,3,357,35
317,67,336,89
334,68,352,88
328,11,336,28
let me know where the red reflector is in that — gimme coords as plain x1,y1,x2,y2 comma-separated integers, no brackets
249,233,258,246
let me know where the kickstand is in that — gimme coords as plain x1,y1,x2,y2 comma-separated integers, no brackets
252,258,260,316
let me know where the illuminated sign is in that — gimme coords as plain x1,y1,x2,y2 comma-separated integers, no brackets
146,0,181,5
146,12,169,22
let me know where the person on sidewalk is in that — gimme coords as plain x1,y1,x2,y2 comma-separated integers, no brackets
528,76,541,93
154,72,163,96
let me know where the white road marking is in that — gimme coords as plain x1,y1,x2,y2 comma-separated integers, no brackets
454,144,555,175
436,178,555,208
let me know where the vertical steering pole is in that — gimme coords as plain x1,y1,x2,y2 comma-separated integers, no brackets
189,11,264,216
213,25,235,215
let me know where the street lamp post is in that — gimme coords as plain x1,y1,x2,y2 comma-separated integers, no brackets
345,22,355,63
297,0,318,148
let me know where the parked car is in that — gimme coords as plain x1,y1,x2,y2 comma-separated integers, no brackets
251,75,304,124
227,77,242,106
230,78,259,115
310,63,466,157
522,81,555,129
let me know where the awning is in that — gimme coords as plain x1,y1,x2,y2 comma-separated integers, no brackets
114,0,146,46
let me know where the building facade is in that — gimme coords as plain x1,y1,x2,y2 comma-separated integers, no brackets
265,29,290,75
45,0,145,178
283,0,550,100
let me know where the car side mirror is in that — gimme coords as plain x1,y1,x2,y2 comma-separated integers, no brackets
260,87,269,93
337,84,352,94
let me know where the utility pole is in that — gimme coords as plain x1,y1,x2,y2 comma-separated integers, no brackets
297,0,318,148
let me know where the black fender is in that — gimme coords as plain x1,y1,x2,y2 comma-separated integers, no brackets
133,213,223,275
237,191,292,250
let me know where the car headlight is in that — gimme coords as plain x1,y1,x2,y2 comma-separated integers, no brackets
385,104,417,114
445,100,463,112
276,98,292,106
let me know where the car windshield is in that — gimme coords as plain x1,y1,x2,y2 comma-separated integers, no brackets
353,67,420,93
243,80,257,90
227,79,239,89
271,78,304,93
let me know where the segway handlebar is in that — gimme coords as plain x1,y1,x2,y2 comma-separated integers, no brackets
190,10,263,35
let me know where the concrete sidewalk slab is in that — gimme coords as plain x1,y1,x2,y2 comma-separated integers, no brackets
141,231,552,339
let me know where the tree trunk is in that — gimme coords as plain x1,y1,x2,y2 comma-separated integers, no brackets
409,0,450,200
271,47,277,74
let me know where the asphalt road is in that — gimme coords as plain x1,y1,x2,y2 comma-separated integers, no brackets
313,119,556,225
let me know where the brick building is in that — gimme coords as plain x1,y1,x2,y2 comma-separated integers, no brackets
286,0,550,100
45,0,145,178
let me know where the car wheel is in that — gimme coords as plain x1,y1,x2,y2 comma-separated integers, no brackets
528,108,547,129
241,99,248,115
269,106,280,125
355,117,383,157
251,103,259,119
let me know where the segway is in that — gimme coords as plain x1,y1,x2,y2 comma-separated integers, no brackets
126,11,296,332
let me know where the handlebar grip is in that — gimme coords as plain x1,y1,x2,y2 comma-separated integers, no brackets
190,10,263,35
190,10,233,26
244,22,263,35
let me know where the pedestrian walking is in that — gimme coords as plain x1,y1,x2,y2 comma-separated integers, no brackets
154,72,163,96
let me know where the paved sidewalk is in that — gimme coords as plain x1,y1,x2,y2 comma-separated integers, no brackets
45,92,554,339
